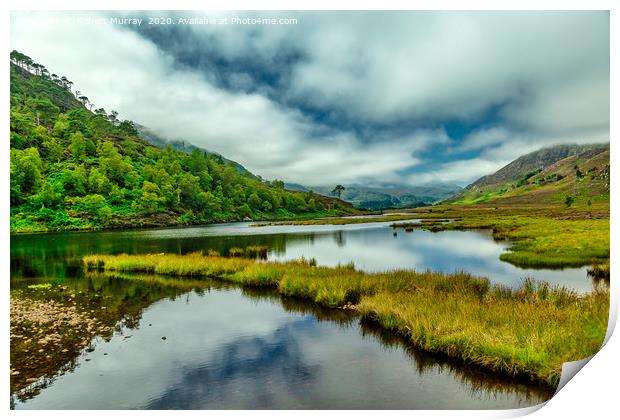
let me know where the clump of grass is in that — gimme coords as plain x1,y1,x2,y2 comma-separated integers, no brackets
83,252,609,388
252,214,420,227
245,245,268,259
228,247,245,257
587,260,610,280
84,252,252,277
357,280,608,387
26,283,52,290
392,213,609,269
207,249,220,257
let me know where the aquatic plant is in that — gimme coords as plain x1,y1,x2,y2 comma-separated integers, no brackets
587,260,610,280
83,252,609,388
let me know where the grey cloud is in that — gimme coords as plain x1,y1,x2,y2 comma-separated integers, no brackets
10,11,609,186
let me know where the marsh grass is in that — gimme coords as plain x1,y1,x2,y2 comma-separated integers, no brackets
83,252,609,387
392,213,609,268
358,283,608,387
255,203,609,269
587,260,610,280
251,214,421,227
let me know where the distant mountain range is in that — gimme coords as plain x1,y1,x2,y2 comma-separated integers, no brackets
285,183,463,210
136,124,608,210
136,125,463,210
446,143,610,205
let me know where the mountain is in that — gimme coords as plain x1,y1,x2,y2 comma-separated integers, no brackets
285,183,463,210
447,143,610,205
135,124,253,176
9,51,355,233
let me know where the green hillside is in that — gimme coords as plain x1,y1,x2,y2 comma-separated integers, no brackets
135,123,253,176
448,144,610,205
9,51,355,233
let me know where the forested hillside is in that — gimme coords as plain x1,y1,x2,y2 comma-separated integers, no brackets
9,51,354,233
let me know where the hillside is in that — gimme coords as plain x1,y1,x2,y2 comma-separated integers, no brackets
135,123,253,176
9,51,355,233
285,183,463,210
448,144,610,205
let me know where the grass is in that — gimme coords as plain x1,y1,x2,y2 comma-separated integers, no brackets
389,204,609,268
83,252,609,388
251,214,421,226
587,260,610,280
252,202,609,269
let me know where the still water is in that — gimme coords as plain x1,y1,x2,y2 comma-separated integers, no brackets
11,218,591,409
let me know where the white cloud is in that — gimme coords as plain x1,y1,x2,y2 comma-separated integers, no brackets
408,157,511,186
10,12,449,185
10,11,609,186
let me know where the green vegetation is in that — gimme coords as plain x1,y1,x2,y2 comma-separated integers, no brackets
331,184,346,199
83,252,609,388
448,144,610,206
10,51,354,233
252,213,420,227
253,202,609,269
587,260,610,280
390,204,609,268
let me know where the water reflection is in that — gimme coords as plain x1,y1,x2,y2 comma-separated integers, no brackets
11,218,589,408
11,219,591,292
14,272,552,409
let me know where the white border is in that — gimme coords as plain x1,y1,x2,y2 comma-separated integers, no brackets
2,1,617,419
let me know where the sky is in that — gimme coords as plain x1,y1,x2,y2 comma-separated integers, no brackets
10,11,610,187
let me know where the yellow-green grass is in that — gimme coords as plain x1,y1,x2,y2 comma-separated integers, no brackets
83,252,609,388
392,214,609,268
252,202,609,269
251,214,421,226
358,281,608,387
587,260,610,280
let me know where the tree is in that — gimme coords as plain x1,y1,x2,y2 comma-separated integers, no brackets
79,194,106,213
108,110,118,125
69,131,87,160
98,140,132,185
10,147,43,196
88,168,112,195
272,179,285,189
97,206,113,224
135,181,163,213
118,120,138,136
565,196,575,207
247,192,263,210
29,181,61,208
26,98,59,125
331,184,346,199
60,166,87,195
43,138,64,163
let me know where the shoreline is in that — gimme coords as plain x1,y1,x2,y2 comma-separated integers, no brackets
82,252,610,389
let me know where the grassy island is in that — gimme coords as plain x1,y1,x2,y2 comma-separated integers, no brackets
83,252,609,388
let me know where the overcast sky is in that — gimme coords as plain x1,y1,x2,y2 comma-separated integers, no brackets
10,11,609,187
